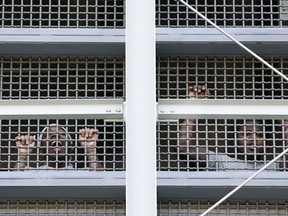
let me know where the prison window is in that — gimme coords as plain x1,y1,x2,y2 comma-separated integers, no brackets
158,200,288,215
157,56,288,100
2,1,288,28
0,200,288,215
0,0,125,28
0,119,125,171
0,57,125,100
0,200,126,215
157,119,288,172
156,56,288,172
156,0,287,28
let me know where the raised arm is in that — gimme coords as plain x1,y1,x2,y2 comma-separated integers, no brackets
282,120,288,142
78,128,103,170
277,120,288,170
179,85,211,161
14,135,36,170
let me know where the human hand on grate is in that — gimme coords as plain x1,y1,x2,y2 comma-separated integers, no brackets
78,128,102,170
188,85,211,98
15,135,36,155
78,128,99,154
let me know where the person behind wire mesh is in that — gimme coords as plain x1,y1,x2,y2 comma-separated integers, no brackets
179,85,279,171
14,124,102,171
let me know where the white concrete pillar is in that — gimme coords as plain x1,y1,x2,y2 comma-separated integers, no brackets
125,0,156,215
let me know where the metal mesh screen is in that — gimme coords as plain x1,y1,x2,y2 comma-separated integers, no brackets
0,200,288,215
156,0,288,28
0,200,126,215
157,56,288,100
0,119,125,171
0,57,125,171
0,0,125,28
2,1,287,28
0,57,125,100
1,56,288,172
156,57,288,172
158,200,288,215
157,119,288,171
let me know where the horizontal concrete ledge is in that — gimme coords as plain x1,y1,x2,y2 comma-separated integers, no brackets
157,28,288,42
158,99,288,120
0,28,287,57
0,99,287,120
1,171,288,201
0,99,124,120
0,28,287,42
1,171,287,186
0,29,125,43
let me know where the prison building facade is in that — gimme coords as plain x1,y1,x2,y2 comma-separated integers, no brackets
0,0,288,215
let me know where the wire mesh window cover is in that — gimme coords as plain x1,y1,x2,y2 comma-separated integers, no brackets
158,201,288,215
1,1,288,29
157,57,288,100
0,0,125,28
2,56,288,100
0,200,288,215
156,0,288,28
157,119,288,171
0,200,126,216
0,119,125,171
0,57,124,100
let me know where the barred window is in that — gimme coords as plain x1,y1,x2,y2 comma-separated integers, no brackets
1,119,125,171
0,0,125,28
0,57,125,171
157,56,288,172
157,57,288,100
157,119,288,171
1,0,287,28
156,0,288,28
1,56,288,172
0,57,125,100
158,200,288,215
0,200,126,215
0,200,288,215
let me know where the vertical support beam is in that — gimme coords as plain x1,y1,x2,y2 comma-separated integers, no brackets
126,0,156,216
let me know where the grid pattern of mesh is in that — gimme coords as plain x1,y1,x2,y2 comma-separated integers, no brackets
0,200,288,215
157,119,288,171
2,56,286,101
0,0,125,28
0,57,125,100
1,56,288,171
3,118,288,172
156,0,288,28
0,119,125,171
158,200,288,215
0,200,126,215
157,57,288,99
1,1,288,28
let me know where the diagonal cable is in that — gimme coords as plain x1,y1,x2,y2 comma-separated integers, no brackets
200,147,288,216
176,0,288,215
177,0,288,82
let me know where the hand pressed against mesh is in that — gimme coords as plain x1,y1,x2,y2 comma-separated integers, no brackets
78,128,102,170
14,125,102,171
78,128,99,152
178,85,271,171
15,135,36,155
188,85,211,98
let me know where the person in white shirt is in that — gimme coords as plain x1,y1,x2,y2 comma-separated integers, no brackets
14,124,102,171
